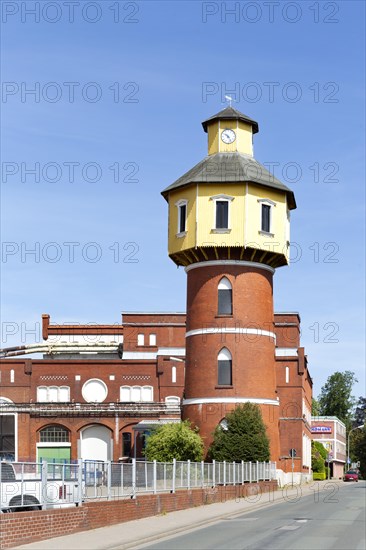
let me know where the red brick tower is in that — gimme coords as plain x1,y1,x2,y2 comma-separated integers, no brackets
161,107,297,459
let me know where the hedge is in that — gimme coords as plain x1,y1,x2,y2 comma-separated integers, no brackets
313,472,326,480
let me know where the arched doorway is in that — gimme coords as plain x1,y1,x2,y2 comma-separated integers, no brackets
80,425,112,462
37,425,71,464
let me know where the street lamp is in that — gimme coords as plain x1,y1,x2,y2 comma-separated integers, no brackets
346,424,364,470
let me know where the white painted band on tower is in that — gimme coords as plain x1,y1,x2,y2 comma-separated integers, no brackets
185,260,275,274
185,327,276,341
183,397,279,406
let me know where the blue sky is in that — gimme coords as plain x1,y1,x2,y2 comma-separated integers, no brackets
1,0,365,400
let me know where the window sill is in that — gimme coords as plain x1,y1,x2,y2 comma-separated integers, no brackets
211,229,231,234
258,230,274,238
176,231,187,238
215,385,233,389
215,314,233,318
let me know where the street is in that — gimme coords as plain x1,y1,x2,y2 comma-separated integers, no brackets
138,481,366,550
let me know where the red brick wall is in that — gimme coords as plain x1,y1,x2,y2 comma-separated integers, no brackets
274,314,300,348
184,264,280,460
0,482,277,549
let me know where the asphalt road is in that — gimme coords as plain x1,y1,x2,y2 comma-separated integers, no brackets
138,481,366,550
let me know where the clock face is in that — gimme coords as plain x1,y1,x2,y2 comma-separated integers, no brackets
221,129,236,144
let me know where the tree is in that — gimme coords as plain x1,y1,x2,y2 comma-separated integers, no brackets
144,421,204,462
318,371,357,428
353,396,366,428
312,441,327,479
209,403,270,462
312,398,320,416
353,426,366,479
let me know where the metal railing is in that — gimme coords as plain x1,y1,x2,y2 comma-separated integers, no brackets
1,459,276,510
81,459,276,500
0,402,181,417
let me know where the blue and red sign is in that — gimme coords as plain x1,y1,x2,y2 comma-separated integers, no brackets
311,426,332,433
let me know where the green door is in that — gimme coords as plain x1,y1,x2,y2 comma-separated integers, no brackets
37,447,72,477
37,446,71,462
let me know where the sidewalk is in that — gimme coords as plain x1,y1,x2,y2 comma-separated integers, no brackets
13,481,342,550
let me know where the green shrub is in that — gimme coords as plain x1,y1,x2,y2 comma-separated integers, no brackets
144,421,204,462
313,472,326,481
209,403,270,462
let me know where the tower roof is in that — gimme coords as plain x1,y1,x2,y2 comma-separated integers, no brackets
161,152,296,209
202,106,259,134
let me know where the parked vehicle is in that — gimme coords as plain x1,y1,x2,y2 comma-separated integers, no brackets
344,470,359,482
0,461,82,512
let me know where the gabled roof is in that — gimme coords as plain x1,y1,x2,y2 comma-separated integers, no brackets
161,152,296,209
202,106,259,134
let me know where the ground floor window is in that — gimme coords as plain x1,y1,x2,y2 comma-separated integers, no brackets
122,432,132,457
0,415,15,461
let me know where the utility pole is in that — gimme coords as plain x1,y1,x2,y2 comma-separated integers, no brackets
289,449,296,487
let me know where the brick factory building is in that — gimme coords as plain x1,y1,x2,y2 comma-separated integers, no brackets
0,108,313,478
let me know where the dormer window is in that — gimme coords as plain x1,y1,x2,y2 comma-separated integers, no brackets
211,194,234,233
258,198,276,236
176,199,188,236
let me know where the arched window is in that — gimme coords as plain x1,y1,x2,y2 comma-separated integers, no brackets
165,396,180,408
120,386,154,402
40,425,69,443
141,386,153,402
37,386,70,402
218,277,232,315
122,432,131,457
218,348,232,386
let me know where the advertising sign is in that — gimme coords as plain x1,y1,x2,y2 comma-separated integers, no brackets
311,426,332,433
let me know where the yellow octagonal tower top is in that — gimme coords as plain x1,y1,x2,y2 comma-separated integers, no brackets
162,107,296,269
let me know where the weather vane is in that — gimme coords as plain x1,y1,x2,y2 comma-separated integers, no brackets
225,95,233,107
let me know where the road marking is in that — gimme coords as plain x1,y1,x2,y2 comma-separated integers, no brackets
296,519,308,523
279,525,300,530
224,518,259,522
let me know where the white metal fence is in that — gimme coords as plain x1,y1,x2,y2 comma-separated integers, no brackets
1,459,276,511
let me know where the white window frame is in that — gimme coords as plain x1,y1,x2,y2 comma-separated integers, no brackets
258,198,276,236
149,333,156,346
120,386,131,402
137,333,144,346
210,194,234,233
218,277,233,315
175,199,188,237
120,385,154,403
217,347,232,386
165,396,180,408
37,386,70,403
285,366,289,384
